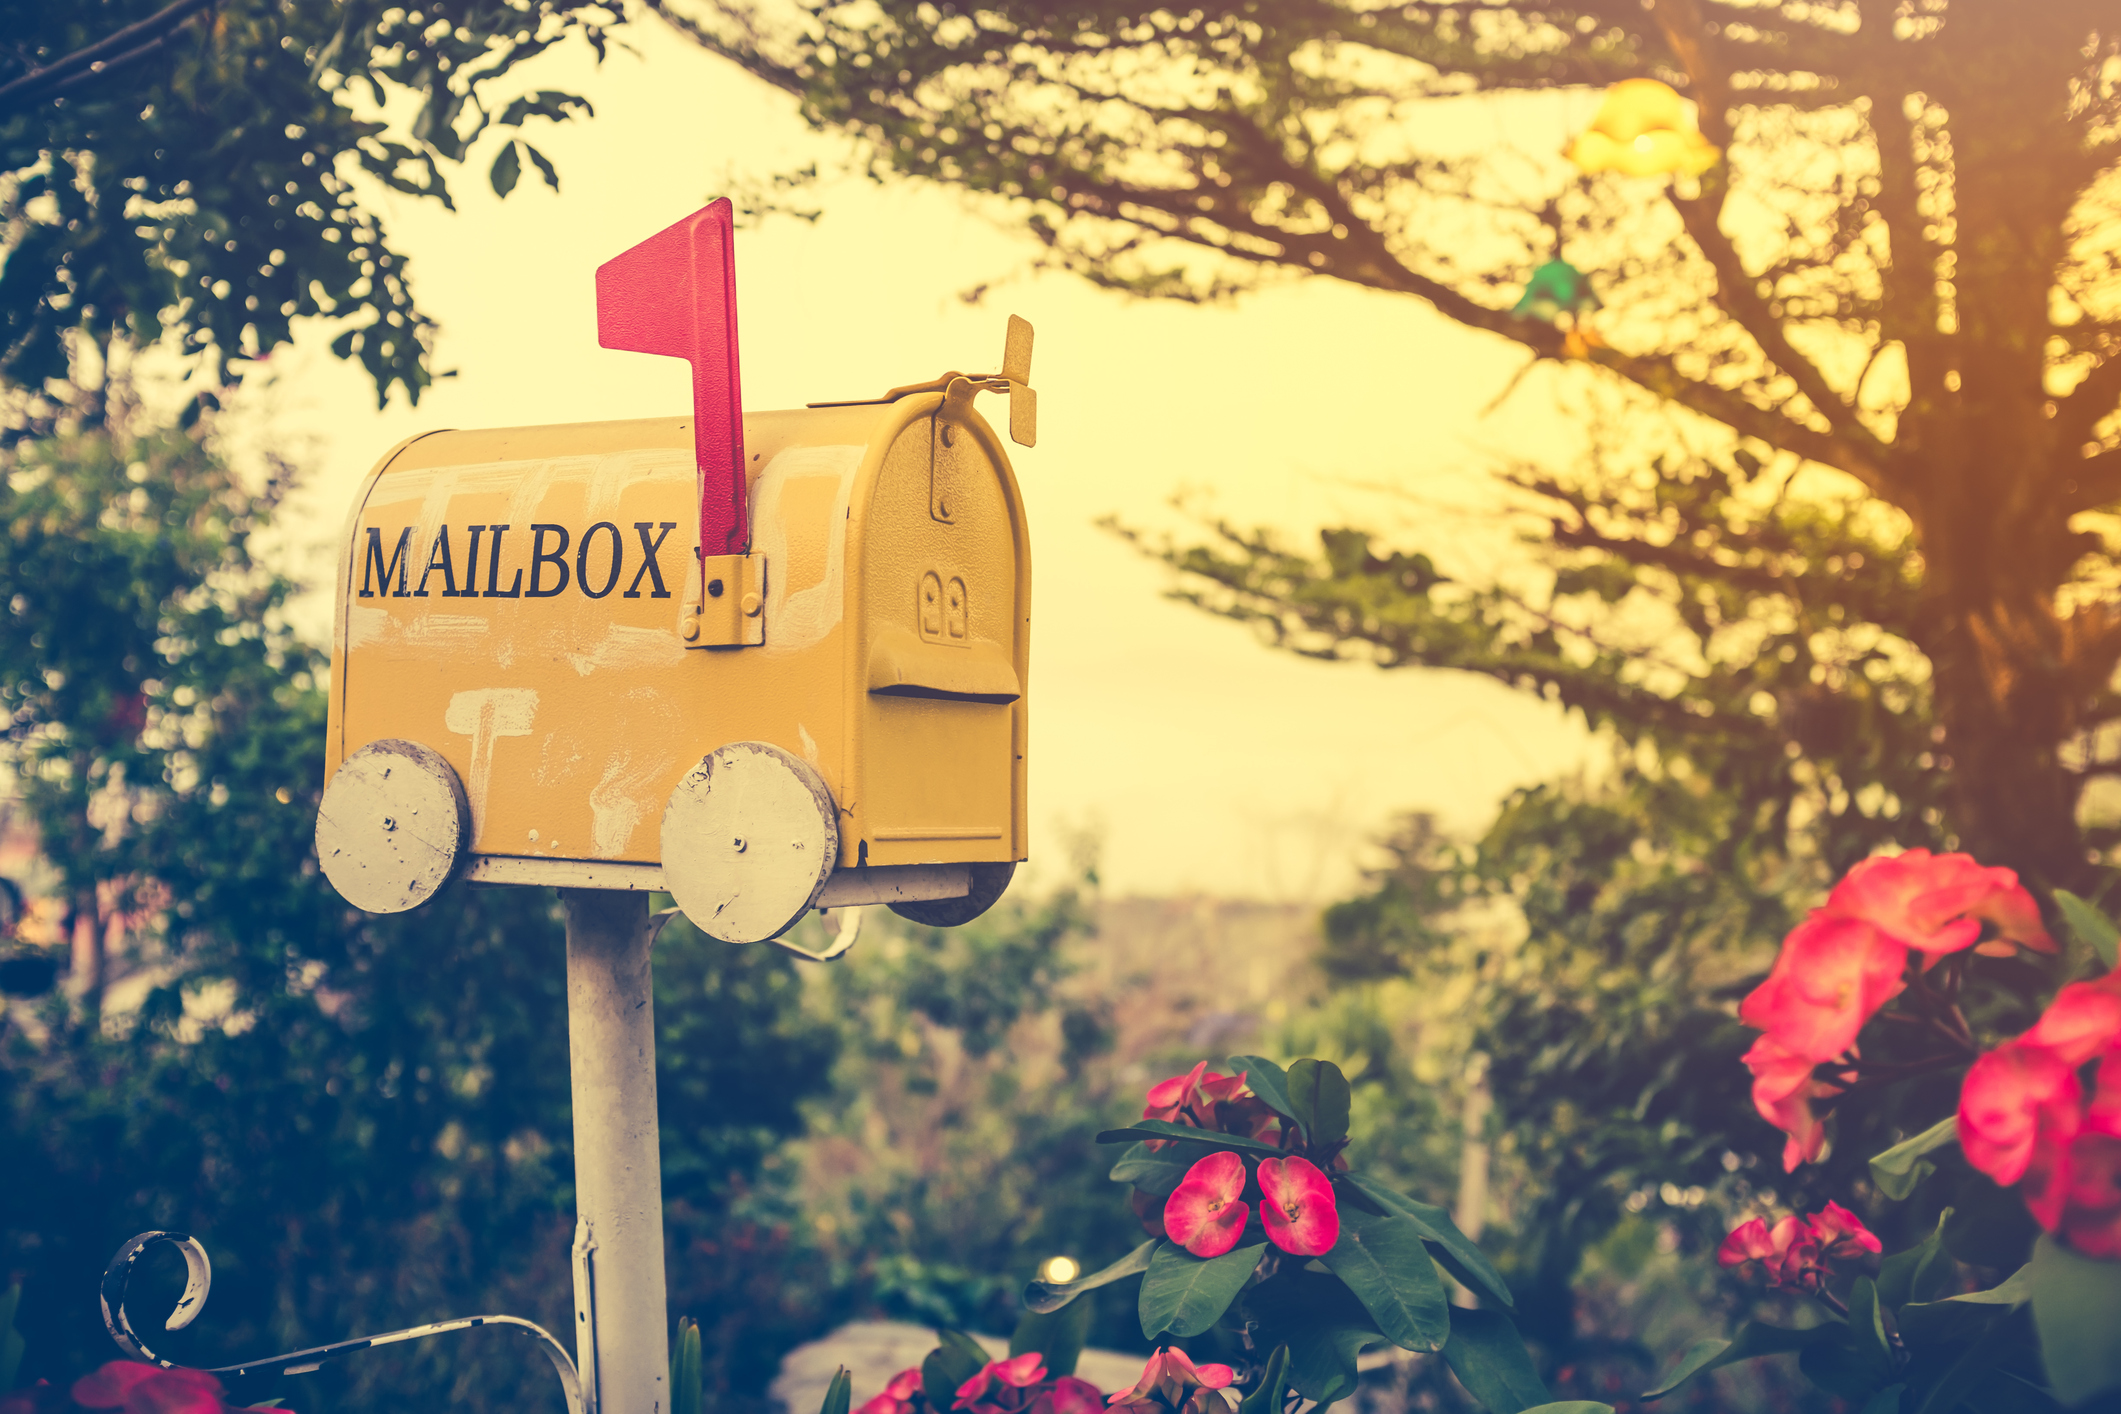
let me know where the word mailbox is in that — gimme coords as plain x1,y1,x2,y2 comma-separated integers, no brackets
316,202,1034,945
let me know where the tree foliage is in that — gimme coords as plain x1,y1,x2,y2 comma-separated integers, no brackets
0,0,619,420
654,0,2121,892
0,424,839,1411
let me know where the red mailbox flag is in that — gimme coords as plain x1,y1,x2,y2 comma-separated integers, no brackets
595,200,748,556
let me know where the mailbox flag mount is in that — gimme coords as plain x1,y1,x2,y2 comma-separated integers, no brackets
596,200,748,556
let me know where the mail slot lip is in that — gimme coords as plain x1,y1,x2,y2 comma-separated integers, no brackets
866,623,1021,704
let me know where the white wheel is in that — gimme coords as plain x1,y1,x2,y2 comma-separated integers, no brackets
316,740,469,914
661,742,839,943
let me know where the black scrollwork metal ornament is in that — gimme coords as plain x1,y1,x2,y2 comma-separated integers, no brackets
101,1232,585,1414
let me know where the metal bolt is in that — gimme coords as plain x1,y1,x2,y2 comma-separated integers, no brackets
941,422,957,447
382,817,397,832
740,591,761,616
708,578,725,598
682,616,701,642
732,837,747,853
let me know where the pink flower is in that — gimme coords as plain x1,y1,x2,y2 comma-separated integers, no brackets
2056,1133,2121,1260
1960,1042,2083,1192
1717,1205,1878,1292
1042,1377,1106,1414
70,1364,269,1414
860,1368,926,1414
1826,849,2055,958
1256,1155,1340,1256
1738,914,1906,1063
1960,970,2121,1251
1742,1033,1844,1171
1715,1216,1778,1268
1163,1152,1250,1258
1106,1348,1235,1414
1143,1065,1276,1143
957,1355,1051,1414
1809,1200,1882,1258
2018,972,2121,1065
1145,1063,1210,1124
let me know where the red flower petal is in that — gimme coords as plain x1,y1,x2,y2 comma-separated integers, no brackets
2060,1134,2121,1259
1808,1201,1881,1258
992,1354,1048,1389
2020,972,2121,1067
1048,1377,1105,1414
1257,1155,1339,1257
1742,1033,1842,1171
1145,1063,1209,1121
1960,1043,2082,1189
1738,914,1906,1063
1716,1217,1774,1268
1163,1152,1251,1258
70,1365,165,1410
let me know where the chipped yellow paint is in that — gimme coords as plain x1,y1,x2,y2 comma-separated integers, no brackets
326,392,1030,872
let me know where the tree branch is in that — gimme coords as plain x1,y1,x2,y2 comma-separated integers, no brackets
0,0,218,115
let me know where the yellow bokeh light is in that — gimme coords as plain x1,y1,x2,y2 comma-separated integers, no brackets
1038,1255,1081,1284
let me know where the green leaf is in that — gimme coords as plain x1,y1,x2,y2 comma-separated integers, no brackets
1857,1385,1905,1414
1238,1345,1291,1414
1245,1271,1380,1405
819,1367,853,1414
1112,1140,1214,1197
1870,1117,1959,1201
1441,1308,1550,1414
1097,1121,1283,1155
2053,889,2119,967
1138,1240,1266,1339
1897,1264,2024,1353
1229,1055,1299,1121
1342,1174,1513,1312
1908,1306,2033,1414
1943,1174,2041,1269
1012,1291,1092,1376
1024,1239,1158,1314
1800,1279,1896,1401
671,1315,703,1414
1641,1323,1835,1399
1317,1207,1451,1352
1956,1369,2061,1414
922,1332,989,1408
1286,1059,1352,1148
0,1283,22,1395
1878,1211,1955,1308
522,142,561,192
2029,1233,2121,1407
489,141,522,197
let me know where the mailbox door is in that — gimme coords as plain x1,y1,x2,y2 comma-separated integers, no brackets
850,402,1030,867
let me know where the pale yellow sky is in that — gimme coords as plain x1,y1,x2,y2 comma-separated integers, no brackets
234,21,1600,901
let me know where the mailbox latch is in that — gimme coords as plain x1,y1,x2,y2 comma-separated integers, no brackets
683,553,765,648
805,315,1037,449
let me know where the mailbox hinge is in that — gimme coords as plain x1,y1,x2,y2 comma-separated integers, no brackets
682,553,765,648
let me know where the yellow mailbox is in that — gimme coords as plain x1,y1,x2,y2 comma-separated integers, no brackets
316,203,1034,945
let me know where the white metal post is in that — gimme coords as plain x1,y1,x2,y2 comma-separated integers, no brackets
563,889,670,1414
